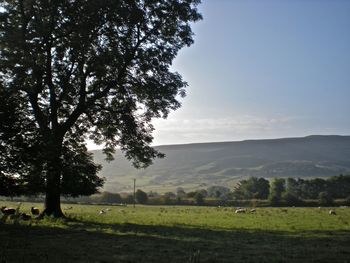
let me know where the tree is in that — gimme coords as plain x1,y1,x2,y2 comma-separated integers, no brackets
283,178,303,206
0,85,38,196
95,191,122,204
269,178,286,206
327,174,350,199
176,187,186,198
282,192,302,206
207,186,230,199
233,177,270,200
135,189,148,204
304,178,327,199
0,84,104,198
318,191,333,206
0,0,202,216
194,192,204,205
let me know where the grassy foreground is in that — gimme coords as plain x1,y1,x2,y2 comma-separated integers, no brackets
1,202,350,262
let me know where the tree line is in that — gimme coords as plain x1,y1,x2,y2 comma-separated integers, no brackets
5,174,346,207
116,174,350,206
4,174,349,207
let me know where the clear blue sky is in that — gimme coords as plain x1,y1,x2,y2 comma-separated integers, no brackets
150,0,350,146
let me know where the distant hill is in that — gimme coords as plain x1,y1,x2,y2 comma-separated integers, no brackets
91,135,350,193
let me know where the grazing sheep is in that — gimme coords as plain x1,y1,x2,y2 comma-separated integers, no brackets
235,208,246,214
105,208,111,211
250,209,256,213
99,210,106,215
1,206,16,215
329,210,336,215
21,213,32,221
31,207,40,216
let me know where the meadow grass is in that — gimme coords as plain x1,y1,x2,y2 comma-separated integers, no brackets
1,201,350,262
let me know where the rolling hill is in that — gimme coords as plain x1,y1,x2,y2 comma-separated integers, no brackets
91,135,350,193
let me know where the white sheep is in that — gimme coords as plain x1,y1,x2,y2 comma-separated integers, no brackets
31,207,40,216
329,210,336,215
21,213,32,221
235,208,246,214
99,210,106,215
1,206,16,215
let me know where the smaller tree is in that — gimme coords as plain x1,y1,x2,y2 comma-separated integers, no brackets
233,177,270,200
207,186,230,199
345,195,350,206
176,187,186,198
122,194,135,204
269,178,286,206
136,189,148,204
98,192,122,204
164,192,176,199
194,192,204,205
282,192,302,206
186,191,197,198
318,191,333,206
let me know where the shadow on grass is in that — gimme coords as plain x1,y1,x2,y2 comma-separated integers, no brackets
0,219,349,263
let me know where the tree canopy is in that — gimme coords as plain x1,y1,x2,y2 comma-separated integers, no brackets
0,0,202,216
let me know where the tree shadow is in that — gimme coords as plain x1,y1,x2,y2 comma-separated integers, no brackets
0,219,349,263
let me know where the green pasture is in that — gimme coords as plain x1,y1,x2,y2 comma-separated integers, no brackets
1,202,350,262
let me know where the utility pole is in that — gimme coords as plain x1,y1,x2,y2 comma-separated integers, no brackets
133,178,136,208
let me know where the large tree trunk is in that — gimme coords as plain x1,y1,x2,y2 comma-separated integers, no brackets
41,138,65,218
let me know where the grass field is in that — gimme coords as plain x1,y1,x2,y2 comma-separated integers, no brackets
1,202,350,262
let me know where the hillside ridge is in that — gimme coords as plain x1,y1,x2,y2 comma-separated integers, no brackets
91,135,350,193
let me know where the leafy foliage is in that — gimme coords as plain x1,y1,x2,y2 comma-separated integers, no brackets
268,178,286,205
233,177,270,200
135,189,148,204
318,191,333,206
0,0,201,212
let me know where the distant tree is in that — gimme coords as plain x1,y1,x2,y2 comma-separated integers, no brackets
233,177,270,200
207,186,230,199
327,174,350,199
318,191,333,206
186,191,197,198
282,192,302,206
345,195,350,206
147,191,159,198
164,192,176,199
176,187,186,198
285,178,300,197
135,189,148,204
194,192,204,205
0,0,202,217
122,194,135,204
98,192,122,204
283,178,303,205
269,178,286,205
197,189,208,198
256,178,270,199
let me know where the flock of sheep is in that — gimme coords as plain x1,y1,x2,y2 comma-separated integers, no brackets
233,207,338,215
0,205,40,220
0,204,341,221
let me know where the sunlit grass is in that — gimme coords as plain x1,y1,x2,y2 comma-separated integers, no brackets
1,201,350,262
